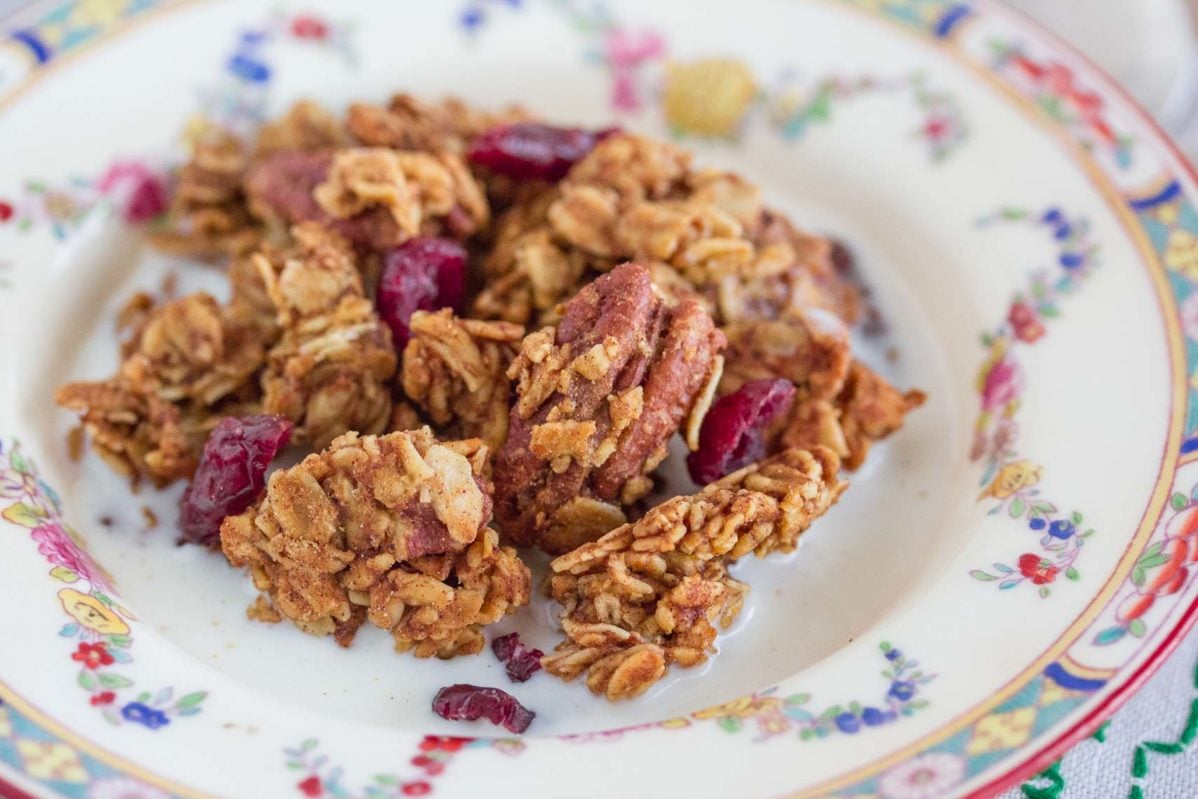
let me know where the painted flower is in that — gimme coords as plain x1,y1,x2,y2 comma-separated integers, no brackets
121,702,170,730
0,200,13,222
401,783,431,797
1007,302,1045,343
31,523,110,588
979,352,1022,413
86,776,170,799
297,775,323,797
878,752,967,799
90,691,117,706
96,161,167,224
419,735,471,752
693,694,784,720
1018,553,1059,584
602,27,666,112
888,680,916,702
663,59,758,137
290,15,329,40
978,460,1042,500
922,114,955,144
59,589,130,636
72,642,114,670
756,713,792,737
1047,520,1076,539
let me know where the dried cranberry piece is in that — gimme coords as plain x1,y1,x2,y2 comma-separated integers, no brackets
179,415,293,547
377,238,468,348
687,378,796,485
467,123,617,181
491,632,544,683
431,684,535,734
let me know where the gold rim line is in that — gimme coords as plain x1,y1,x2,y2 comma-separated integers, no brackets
787,0,1188,795
0,1,1189,797
0,0,204,112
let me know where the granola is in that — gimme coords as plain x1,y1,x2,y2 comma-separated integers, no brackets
400,309,524,452
220,428,532,656
542,446,845,699
256,224,398,448
493,262,726,553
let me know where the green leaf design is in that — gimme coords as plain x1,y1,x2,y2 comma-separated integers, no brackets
1070,511,1083,524
1065,567,1080,581
107,634,132,649
970,570,998,581
1038,586,1050,598
1139,554,1171,569
8,448,31,474
717,716,742,733
2,502,43,528
78,672,97,691
97,672,133,689
1132,567,1147,587
1009,498,1026,518
784,693,811,705
1128,618,1147,638
819,705,843,721
1171,493,1188,511
1094,626,1127,646
176,691,207,709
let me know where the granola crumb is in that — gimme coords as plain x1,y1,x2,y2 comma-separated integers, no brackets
140,505,159,530
246,595,282,624
66,425,85,463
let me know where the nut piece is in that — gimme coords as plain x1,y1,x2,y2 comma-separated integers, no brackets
401,309,524,452
542,445,844,699
257,224,397,448
255,100,346,155
220,428,531,656
782,360,926,470
245,146,488,251
493,262,726,553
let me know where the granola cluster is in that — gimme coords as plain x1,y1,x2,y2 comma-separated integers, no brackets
220,428,531,655
543,447,846,699
494,262,725,553
59,93,926,697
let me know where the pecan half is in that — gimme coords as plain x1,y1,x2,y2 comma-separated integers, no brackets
493,262,725,553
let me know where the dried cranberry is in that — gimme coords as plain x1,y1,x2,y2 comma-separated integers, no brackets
377,238,468,348
467,123,617,181
491,632,543,683
179,415,293,547
123,175,169,224
687,378,796,485
431,684,535,734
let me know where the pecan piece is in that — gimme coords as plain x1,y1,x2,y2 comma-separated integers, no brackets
221,428,531,656
493,262,725,553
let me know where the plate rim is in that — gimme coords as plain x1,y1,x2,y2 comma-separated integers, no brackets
0,1,1196,797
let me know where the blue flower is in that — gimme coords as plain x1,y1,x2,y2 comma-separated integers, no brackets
1048,520,1075,539
885,648,901,662
1029,518,1046,531
459,8,485,30
888,681,916,702
227,54,271,84
834,712,860,734
1053,224,1072,241
1040,208,1063,225
121,702,170,730
1059,252,1085,270
861,707,888,726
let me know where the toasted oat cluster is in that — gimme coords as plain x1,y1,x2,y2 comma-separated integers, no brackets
494,261,725,554
543,447,846,699
220,428,531,656
59,93,925,696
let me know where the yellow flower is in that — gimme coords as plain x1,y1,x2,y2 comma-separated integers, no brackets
694,694,782,719
58,589,130,636
979,460,1042,500
663,59,758,137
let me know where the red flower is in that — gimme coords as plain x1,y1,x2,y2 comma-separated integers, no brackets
1007,302,1046,343
923,116,952,142
90,691,116,706
0,200,13,222
1018,553,1059,585
290,15,329,40
72,642,114,670
1012,55,1044,80
297,775,323,797
418,735,470,752
401,782,431,797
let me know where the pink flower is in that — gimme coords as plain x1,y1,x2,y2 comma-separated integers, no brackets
96,161,168,224
878,753,966,799
31,524,110,589
602,27,665,112
1180,291,1198,342
980,355,1022,413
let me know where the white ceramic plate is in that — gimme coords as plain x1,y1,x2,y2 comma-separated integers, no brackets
3,1,1198,797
